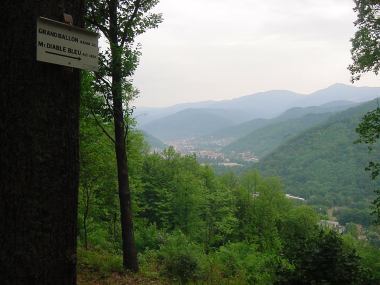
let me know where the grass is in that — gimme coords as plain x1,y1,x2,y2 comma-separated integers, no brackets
77,247,168,285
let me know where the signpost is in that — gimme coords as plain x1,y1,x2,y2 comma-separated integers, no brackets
37,17,99,71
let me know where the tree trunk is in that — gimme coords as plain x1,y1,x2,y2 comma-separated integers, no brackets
0,1,83,284
109,0,139,272
113,99,139,272
83,186,90,250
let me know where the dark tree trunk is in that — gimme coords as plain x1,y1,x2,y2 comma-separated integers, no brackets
83,185,90,250
0,1,84,284
109,0,139,272
113,97,139,272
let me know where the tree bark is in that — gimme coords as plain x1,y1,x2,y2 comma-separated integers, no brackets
109,0,139,272
83,185,90,250
0,1,83,284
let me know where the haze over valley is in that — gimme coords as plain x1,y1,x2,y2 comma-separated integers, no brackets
137,82,380,236
138,83,380,167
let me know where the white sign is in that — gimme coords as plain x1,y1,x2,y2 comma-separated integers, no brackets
37,17,99,71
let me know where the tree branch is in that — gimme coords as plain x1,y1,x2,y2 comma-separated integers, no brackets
96,74,112,90
101,92,114,117
90,109,116,144
124,119,129,143
121,0,142,46
86,10,111,39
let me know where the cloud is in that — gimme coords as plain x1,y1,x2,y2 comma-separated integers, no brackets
133,0,378,107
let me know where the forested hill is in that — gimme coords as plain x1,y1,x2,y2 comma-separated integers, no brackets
212,100,357,141
142,131,166,150
223,112,333,158
141,108,244,141
258,99,380,209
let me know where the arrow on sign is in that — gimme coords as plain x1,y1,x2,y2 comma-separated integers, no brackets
45,51,81,60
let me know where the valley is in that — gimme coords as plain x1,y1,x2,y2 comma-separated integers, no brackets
140,84,380,170
140,84,380,218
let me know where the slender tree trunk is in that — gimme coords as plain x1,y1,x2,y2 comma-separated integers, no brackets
113,212,118,243
109,0,139,273
0,1,83,284
83,186,90,250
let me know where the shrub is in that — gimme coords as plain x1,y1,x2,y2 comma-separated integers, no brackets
77,247,123,276
214,242,293,285
135,222,167,252
157,230,206,284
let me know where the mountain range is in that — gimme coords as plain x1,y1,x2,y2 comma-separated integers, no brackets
137,84,380,143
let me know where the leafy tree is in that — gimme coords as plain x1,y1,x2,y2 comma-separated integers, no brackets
278,206,319,259
215,242,292,285
349,0,380,82
356,107,380,221
349,0,380,221
84,0,162,271
157,231,206,284
250,177,291,251
79,100,118,250
200,167,238,250
138,148,207,238
279,230,368,285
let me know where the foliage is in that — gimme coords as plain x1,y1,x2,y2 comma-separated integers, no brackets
279,230,369,285
349,0,380,224
86,0,162,108
349,0,380,82
78,247,123,275
84,0,163,271
224,112,332,158
335,207,373,227
356,102,380,221
215,242,292,285
78,118,380,283
156,231,206,284
259,100,380,214
79,74,148,253
134,222,166,252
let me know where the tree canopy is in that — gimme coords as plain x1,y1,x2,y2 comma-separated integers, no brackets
349,0,380,82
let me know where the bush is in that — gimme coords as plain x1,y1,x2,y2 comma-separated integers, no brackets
214,242,293,285
157,230,206,284
77,247,123,276
135,222,167,252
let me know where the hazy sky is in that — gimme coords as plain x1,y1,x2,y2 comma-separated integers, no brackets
133,0,379,107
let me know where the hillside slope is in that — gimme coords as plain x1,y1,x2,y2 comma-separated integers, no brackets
258,100,380,208
212,101,357,143
141,109,239,141
224,112,333,158
142,131,166,150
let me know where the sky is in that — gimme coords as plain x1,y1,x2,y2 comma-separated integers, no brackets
132,0,379,107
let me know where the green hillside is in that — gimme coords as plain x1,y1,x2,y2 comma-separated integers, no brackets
209,118,271,140
142,131,166,150
223,112,333,158
210,101,356,143
257,100,380,209
141,108,241,141
276,100,357,121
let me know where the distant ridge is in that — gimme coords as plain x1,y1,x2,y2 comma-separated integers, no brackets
222,112,333,158
210,100,358,142
137,84,380,141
